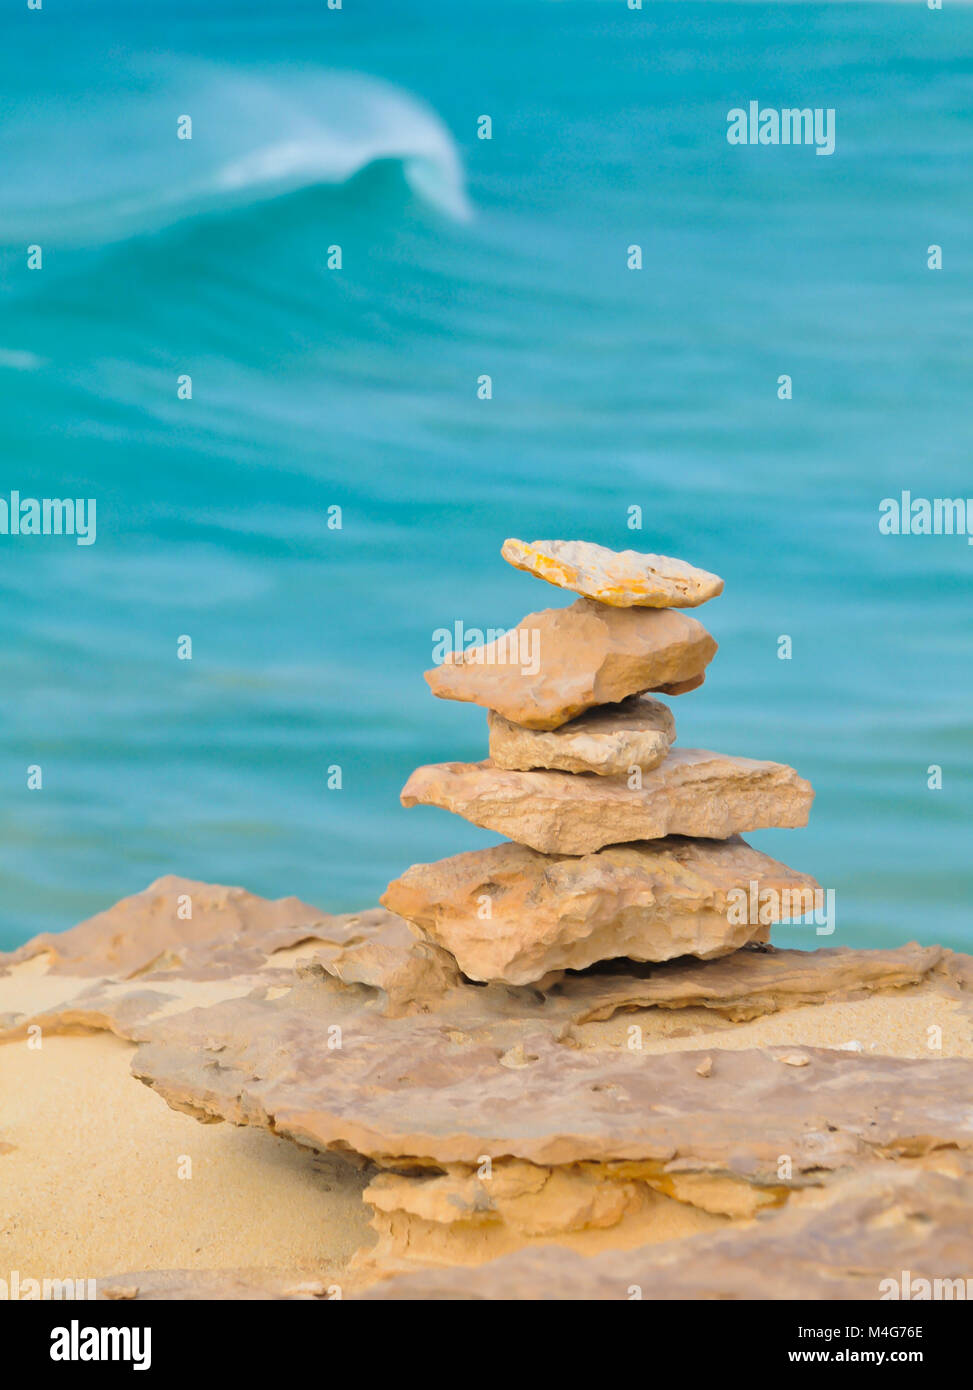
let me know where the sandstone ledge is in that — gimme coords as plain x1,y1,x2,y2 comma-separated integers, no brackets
359,1163,973,1299
2,878,971,1293
131,979,973,1177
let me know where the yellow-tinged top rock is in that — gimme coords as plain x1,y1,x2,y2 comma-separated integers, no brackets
502,537,724,608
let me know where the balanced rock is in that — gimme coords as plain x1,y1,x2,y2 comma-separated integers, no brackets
400,748,815,855
487,694,676,776
382,836,820,984
501,538,724,608
425,599,716,730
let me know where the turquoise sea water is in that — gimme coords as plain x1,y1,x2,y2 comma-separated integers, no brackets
1,1,970,952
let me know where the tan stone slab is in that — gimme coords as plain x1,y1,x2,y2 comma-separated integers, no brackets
558,940,953,1024
7,878,961,1045
400,748,815,854
296,907,461,1017
424,599,716,730
501,538,725,609
382,836,819,984
0,875,332,981
488,695,676,776
131,970,973,1178
0,887,434,1042
358,1164,973,1300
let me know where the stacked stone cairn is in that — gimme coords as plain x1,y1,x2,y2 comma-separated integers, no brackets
383,538,818,987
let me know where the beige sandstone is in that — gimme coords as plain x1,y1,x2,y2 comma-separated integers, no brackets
424,598,716,730
557,939,959,1024
655,672,705,696
0,875,331,980
361,1159,726,1268
360,1162,973,1299
131,969,973,1181
5,881,966,1048
5,880,972,1291
501,538,724,608
296,907,462,1016
81,1160,973,1300
2,878,972,1287
400,748,814,854
487,694,676,776
382,836,819,984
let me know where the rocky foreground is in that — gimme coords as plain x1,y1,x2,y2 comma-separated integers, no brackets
1,538,970,1299
0,878,971,1298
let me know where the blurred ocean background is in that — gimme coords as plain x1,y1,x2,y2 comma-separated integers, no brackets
0,0,970,952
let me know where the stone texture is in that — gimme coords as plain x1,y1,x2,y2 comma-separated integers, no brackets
295,907,462,1017
90,1163,973,1301
557,940,956,1024
655,672,705,696
488,695,676,776
7,876,973,1298
0,886,456,1042
501,537,725,608
6,878,966,1045
0,875,331,980
359,1163,973,1300
424,599,716,730
363,1159,652,1263
400,748,815,854
132,967,973,1179
382,836,819,985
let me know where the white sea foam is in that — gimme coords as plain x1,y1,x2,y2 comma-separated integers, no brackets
0,61,470,245
213,75,471,221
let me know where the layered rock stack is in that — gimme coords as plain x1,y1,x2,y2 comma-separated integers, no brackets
6,542,972,1292
383,537,818,985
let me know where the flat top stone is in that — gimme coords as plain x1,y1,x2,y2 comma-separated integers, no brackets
488,694,676,776
502,538,724,608
425,599,716,731
400,748,815,854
